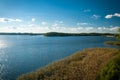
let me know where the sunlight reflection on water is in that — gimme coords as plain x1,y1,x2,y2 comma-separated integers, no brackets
0,40,8,80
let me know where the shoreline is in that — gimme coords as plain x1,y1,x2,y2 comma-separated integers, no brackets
17,48,119,80
105,41,120,46
0,32,117,37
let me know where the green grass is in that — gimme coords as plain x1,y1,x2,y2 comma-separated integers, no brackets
97,51,120,80
17,48,119,80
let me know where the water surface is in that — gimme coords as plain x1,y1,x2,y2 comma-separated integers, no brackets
0,35,118,80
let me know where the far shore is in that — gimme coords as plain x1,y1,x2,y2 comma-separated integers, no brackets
105,41,120,46
0,32,118,37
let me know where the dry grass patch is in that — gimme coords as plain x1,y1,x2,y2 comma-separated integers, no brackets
17,48,119,80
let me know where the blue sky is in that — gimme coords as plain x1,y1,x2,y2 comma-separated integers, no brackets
0,0,120,33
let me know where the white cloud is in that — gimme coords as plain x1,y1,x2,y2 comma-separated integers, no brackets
0,18,118,33
105,14,113,19
0,18,22,22
77,22,88,26
96,26,119,33
52,20,63,27
41,21,47,25
27,24,36,27
32,18,35,22
105,13,120,19
0,18,7,22
114,13,120,17
59,21,63,24
84,9,91,12
91,14,101,19
15,19,22,22
0,25,118,33
85,27,93,31
109,26,119,31
52,23,58,26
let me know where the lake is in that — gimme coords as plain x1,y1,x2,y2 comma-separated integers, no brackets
0,35,118,80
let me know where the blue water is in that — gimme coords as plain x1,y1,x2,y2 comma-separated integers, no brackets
0,35,118,80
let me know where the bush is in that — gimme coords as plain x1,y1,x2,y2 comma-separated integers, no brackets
97,52,120,80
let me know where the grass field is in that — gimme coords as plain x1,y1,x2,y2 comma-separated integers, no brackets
17,48,119,80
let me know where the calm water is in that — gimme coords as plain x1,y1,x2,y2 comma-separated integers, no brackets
0,35,118,80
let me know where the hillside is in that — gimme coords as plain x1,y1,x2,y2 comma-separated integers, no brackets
17,48,119,80
43,32,116,37
0,32,118,37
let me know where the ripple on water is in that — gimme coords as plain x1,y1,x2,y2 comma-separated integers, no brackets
0,40,8,80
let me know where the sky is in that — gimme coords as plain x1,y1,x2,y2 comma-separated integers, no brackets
0,0,120,33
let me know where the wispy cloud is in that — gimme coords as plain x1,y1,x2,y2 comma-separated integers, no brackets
0,18,22,22
31,18,36,22
0,18,118,33
85,27,93,31
41,21,47,25
105,13,120,19
84,9,91,12
52,23,58,27
52,20,63,27
97,26,119,33
77,22,89,26
91,14,101,19
59,21,63,24
109,26,119,31
0,25,118,33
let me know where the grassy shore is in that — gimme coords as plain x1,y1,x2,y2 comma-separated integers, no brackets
17,48,119,80
105,41,120,46
97,51,120,80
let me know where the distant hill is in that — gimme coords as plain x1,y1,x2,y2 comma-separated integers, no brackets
43,32,117,37
0,32,118,37
0,33,42,35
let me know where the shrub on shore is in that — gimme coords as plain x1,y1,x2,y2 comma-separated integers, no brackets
97,51,120,80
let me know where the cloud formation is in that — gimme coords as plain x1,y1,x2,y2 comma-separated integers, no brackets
105,13,120,19
52,20,63,27
0,25,118,33
52,23,58,27
0,18,118,33
77,22,89,26
105,14,113,19
0,18,22,22
41,21,47,25
32,18,36,22
91,14,101,19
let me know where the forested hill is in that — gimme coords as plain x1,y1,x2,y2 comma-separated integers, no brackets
0,32,118,37
43,32,117,37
